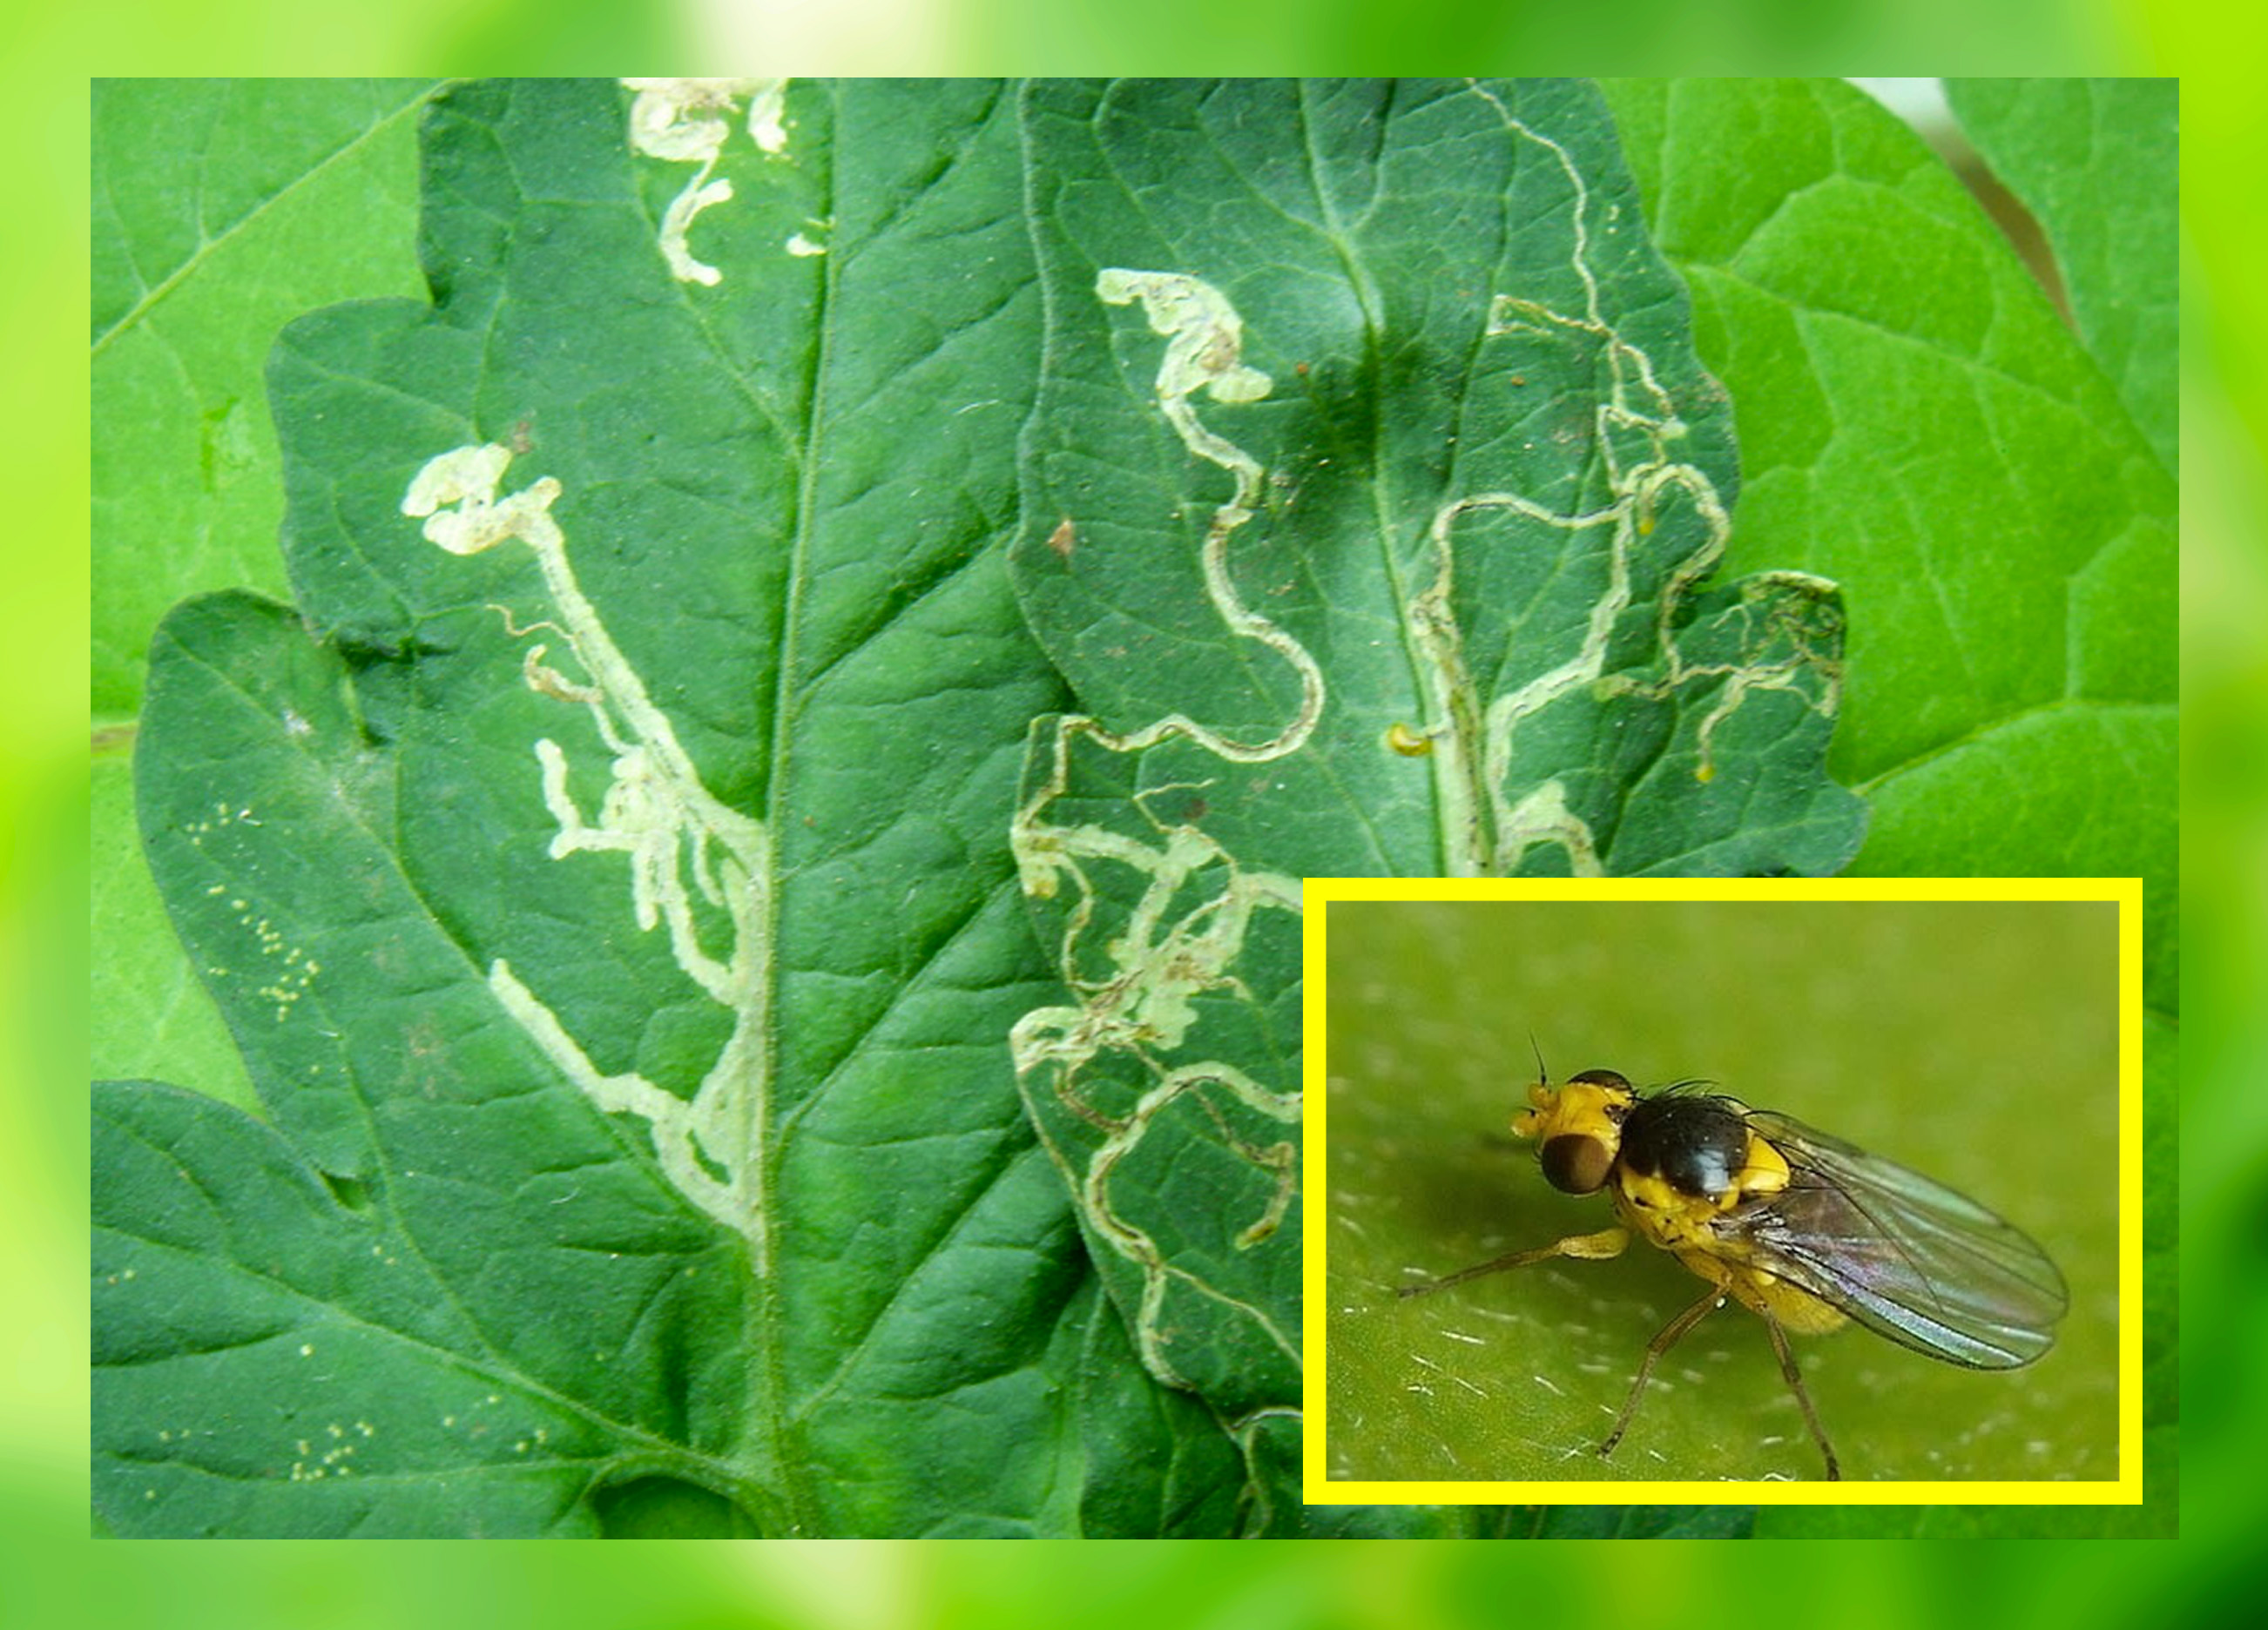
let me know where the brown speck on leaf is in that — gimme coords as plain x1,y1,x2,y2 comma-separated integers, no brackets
1510,376,1526,387
509,417,536,455
1184,796,1209,822
1047,517,1077,559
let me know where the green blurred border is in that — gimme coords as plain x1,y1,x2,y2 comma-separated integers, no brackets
24,0,2254,1609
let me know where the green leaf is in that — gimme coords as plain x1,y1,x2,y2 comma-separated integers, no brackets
92,78,435,721
1014,80,1863,883
91,79,435,1108
1002,78,1864,1509
91,755,255,1113
1943,78,2178,473
1325,898,2118,1486
1598,79,2177,1015
95,77,1265,1539
130,77,2161,1539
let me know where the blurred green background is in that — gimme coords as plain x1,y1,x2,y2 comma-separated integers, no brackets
24,0,2258,1610
1325,898,2119,1489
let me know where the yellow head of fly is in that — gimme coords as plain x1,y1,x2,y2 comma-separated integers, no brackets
1513,1068,1638,1196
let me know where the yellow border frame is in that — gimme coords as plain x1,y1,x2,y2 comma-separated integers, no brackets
1302,876,2143,1506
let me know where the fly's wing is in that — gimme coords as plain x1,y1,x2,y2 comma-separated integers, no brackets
1718,1111,2070,1369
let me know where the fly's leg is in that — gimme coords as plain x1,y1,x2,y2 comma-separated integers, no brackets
1395,1226,1629,1299
1759,1301,1840,1480
1598,1281,1727,1461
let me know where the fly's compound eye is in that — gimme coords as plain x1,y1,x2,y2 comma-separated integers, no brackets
1567,1068,1632,1093
1540,1133,1616,1195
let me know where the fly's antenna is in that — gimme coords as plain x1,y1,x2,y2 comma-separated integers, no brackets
1529,1030,1550,1087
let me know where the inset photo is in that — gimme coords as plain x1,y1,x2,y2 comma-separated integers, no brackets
1306,879,2136,1505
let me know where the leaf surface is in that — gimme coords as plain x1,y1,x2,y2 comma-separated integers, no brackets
1944,77,2178,471
92,80,435,1103
1601,78,2177,1014
92,78,434,720
94,77,1878,1539
1003,77,1864,1505
95,77,1260,1539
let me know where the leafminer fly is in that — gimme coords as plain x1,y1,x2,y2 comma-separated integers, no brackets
1398,1058,2069,1479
